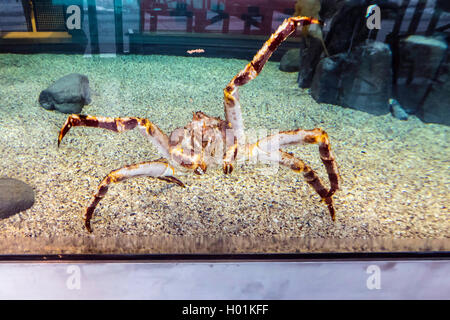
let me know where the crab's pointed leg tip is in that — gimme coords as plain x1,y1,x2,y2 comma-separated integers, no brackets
85,221,93,233
330,207,336,222
223,164,233,175
172,177,186,188
58,131,65,148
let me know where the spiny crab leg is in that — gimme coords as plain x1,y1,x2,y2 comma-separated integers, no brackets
254,128,340,197
239,127,339,220
58,114,171,159
223,16,323,172
259,149,336,220
223,17,322,145
84,160,184,233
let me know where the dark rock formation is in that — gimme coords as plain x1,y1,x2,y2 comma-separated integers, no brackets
0,178,35,219
310,55,342,104
311,41,392,115
279,49,301,72
436,0,450,12
324,0,401,56
39,73,91,114
297,36,324,88
398,35,447,82
395,35,448,116
419,61,450,126
319,0,346,20
323,0,370,56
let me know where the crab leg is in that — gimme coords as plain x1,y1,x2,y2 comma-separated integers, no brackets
84,160,185,232
256,149,336,220
58,114,170,159
280,150,336,220
223,16,322,147
254,128,339,197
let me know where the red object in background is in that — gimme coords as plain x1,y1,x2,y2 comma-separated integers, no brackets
140,0,194,32
139,0,297,35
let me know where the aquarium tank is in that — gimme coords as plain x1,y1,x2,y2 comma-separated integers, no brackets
0,0,448,255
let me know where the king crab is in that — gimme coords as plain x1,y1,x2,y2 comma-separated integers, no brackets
58,16,340,232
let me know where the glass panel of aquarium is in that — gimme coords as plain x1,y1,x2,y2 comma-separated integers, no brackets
0,0,448,255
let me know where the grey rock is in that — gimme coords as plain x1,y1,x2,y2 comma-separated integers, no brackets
324,0,368,55
310,56,342,103
395,35,448,118
297,36,324,88
325,0,400,56
279,49,300,72
311,41,392,115
419,62,450,126
319,0,346,20
437,0,450,11
394,83,428,114
39,73,91,114
389,98,408,120
398,35,447,81
0,178,35,219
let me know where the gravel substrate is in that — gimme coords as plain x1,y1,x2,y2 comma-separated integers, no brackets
0,53,448,253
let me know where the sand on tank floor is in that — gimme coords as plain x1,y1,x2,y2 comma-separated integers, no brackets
0,53,448,248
